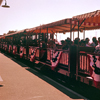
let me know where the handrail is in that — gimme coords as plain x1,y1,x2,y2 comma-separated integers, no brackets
80,51,100,56
47,48,69,52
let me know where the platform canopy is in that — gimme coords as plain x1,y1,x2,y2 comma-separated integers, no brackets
73,10,100,31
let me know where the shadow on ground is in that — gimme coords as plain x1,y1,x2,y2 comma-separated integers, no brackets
0,85,3,87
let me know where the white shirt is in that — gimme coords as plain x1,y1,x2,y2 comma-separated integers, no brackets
94,43,100,53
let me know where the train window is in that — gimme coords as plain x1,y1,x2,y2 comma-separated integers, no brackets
26,36,27,40
21,36,24,39
28,36,30,38
40,42,42,48
37,35,39,39
32,35,36,40
48,33,50,39
20,40,22,42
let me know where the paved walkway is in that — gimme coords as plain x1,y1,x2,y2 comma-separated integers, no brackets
0,53,85,100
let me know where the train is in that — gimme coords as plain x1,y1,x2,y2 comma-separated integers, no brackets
0,10,100,90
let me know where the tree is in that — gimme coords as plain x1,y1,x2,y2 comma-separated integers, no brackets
7,30,16,34
3,33,6,35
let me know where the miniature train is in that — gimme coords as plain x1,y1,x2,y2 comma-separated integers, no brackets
0,10,100,90
0,29,98,89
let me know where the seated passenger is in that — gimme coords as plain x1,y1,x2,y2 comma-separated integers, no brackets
61,40,65,45
74,38,80,46
54,39,58,44
79,39,86,47
94,37,100,53
85,38,91,47
40,39,47,61
53,42,57,50
62,41,68,50
50,40,57,50
97,37,100,45
94,44,100,53
90,37,98,46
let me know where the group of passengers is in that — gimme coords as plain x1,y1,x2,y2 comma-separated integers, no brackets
46,37,100,50
85,37,100,47
40,36,100,51
73,37,100,47
62,37,100,48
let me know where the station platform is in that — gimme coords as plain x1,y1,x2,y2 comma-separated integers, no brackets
0,53,86,100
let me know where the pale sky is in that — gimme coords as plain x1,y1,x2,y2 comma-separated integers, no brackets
0,0,100,42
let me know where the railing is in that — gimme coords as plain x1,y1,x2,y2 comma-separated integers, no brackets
13,45,17,53
36,48,39,58
60,51,69,65
79,51,90,75
23,48,26,55
9,45,12,51
47,49,50,60
3,43,5,50
29,46,39,58
0,43,2,49
47,49,69,66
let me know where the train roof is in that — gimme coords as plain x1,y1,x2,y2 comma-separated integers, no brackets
73,10,100,31
26,18,73,33
26,10,100,34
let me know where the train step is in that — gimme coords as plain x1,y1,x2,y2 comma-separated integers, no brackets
34,60,51,71
57,69,68,75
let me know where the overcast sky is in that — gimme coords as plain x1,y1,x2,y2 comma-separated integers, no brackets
0,0,100,41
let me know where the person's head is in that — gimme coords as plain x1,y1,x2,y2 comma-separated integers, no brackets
92,37,97,42
98,37,100,43
80,39,86,46
61,40,65,45
67,37,71,41
74,38,80,45
74,39,78,45
85,38,89,43
50,40,55,45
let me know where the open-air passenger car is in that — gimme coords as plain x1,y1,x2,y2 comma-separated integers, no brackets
0,10,100,90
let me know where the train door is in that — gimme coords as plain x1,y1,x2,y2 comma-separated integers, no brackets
39,33,52,62
28,33,37,61
19,33,27,58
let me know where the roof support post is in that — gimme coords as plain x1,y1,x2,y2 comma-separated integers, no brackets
46,27,48,47
83,28,85,40
73,31,74,41
55,32,57,41
47,27,48,40
70,19,72,40
39,25,41,45
39,25,41,60
75,20,80,81
26,33,29,57
78,20,79,38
